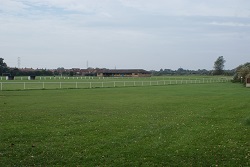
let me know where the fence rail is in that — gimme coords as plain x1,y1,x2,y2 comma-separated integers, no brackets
0,78,230,91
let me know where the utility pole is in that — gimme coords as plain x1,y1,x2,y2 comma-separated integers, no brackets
18,57,21,69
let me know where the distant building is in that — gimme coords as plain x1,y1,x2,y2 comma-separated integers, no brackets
19,68,35,72
71,68,81,75
80,68,97,76
246,78,250,87
10,67,151,77
96,69,151,77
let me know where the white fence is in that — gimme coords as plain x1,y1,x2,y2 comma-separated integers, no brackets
0,76,103,81
0,78,230,91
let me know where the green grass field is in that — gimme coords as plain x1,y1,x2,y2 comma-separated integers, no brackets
1,76,230,91
0,82,249,166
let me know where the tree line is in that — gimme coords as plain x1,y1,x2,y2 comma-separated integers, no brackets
152,56,234,76
151,68,234,76
0,58,54,76
1,57,250,83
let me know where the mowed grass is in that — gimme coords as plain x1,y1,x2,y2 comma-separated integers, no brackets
1,75,231,83
1,75,231,91
0,83,249,166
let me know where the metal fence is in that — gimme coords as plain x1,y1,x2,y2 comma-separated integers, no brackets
0,78,230,91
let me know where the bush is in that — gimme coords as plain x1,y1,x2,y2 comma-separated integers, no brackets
232,62,250,83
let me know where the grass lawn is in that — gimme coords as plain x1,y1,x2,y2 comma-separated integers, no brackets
0,83,249,166
1,75,230,91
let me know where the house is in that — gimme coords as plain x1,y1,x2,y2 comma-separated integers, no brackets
246,78,250,87
71,68,81,75
80,68,98,76
96,69,151,77
19,68,35,72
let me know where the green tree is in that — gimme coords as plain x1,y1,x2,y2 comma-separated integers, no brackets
0,58,9,75
233,62,250,83
213,56,226,75
69,71,74,76
10,68,20,76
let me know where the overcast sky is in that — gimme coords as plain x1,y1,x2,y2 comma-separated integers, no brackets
1,0,250,70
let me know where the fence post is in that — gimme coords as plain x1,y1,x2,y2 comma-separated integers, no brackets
102,82,104,88
134,81,136,86
90,82,92,88
124,82,126,87
114,81,116,87
76,82,78,88
24,82,26,89
43,82,45,89
0,83,2,91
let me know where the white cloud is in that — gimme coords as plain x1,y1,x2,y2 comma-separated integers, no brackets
119,0,250,17
2,0,250,18
0,0,29,13
209,21,250,27
23,0,117,14
1,0,246,18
